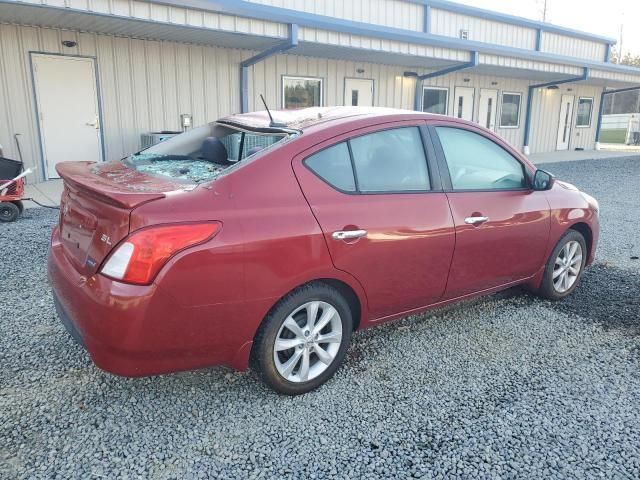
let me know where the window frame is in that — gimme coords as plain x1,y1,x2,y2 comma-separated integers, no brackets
428,123,533,193
302,123,441,195
281,75,324,109
575,96,594,128
499,91,522,129
422,86,449,115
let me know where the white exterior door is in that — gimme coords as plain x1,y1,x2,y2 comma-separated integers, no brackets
478,89,498,130
32,54,103,179
556,94,575,150
344,78,374,107
453,87,474,121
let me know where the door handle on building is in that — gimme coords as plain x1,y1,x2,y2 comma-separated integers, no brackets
86,116,100,129
464,216,489,225
332,230,367,241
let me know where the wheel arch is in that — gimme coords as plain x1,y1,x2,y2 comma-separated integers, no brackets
569,222,593,260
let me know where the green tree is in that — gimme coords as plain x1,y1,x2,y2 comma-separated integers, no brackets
610,48,640,67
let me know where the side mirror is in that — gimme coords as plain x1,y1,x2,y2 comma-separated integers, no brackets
532,169,555,191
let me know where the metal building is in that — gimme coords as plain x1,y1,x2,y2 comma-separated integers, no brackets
1,0,639,183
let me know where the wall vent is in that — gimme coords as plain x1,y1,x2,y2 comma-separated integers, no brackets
459,29,469,40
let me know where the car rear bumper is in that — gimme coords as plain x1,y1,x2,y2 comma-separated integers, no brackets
47,231,259,376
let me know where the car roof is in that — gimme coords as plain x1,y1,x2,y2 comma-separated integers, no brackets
218,107,442,132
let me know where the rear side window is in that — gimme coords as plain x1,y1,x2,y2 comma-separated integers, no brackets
435,126,526,190
350,127,430,192
304,142,356,192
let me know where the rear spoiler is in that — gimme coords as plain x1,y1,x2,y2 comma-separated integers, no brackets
56,162,165,209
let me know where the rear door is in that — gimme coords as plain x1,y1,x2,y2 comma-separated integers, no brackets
429,121,550,299
292,121,455,320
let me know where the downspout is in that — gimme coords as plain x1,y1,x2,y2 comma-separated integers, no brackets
240,23,299,113
414,51,478,111
595,85,640,149
522,67,589,155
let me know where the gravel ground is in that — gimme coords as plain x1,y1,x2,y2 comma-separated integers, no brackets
1,156,639,479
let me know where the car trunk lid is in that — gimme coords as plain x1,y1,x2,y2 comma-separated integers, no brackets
56,161,188,275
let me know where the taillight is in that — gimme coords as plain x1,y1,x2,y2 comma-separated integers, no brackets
101,222,220,285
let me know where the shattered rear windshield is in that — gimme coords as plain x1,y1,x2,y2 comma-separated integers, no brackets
124,124,291,183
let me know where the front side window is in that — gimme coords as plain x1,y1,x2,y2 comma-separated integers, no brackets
304,142,356,192
500,92,522,128
576,97,593,127
282,76,323,109
435,126,526,190
423,87,448,115
350,127,430,192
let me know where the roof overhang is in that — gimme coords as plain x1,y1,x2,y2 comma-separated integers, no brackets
0,1,284,50
1,0,640,89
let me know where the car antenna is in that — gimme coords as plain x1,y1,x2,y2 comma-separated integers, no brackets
259,94,286,128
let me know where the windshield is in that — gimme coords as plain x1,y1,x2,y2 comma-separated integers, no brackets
123,123,291,183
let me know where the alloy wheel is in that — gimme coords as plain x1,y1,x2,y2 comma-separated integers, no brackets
552,240,583,293
273,301,343,383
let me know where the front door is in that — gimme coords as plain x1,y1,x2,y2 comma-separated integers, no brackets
292,122,455,319
556,94,575,150
478,89,498,130
344,78,374,107
430,122,550,299
453,87,475,121
32,54,103,179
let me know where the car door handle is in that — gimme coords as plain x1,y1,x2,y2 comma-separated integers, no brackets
332,230,368,241
464,216,489,225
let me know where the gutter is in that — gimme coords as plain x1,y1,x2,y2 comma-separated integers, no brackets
239,24,298,113
414,51,479,111
523,68,589,155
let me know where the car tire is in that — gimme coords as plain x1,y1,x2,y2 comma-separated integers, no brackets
0,202,20,222
251,282,353,395
536,229,587,301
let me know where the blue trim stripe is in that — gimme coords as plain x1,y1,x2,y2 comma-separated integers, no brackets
535,29,542,52
423,4,431,34
523,68,589,148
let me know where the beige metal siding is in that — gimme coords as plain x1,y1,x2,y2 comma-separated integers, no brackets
420,72,530,148
479,54,584,77
541,32,606,63
0,23,244,180
528,84,602,153
17,0,288,39
246,0,423,31
247,55,417,111
299,27,469,62
430,8,537,50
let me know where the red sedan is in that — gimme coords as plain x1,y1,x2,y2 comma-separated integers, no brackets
48,107,599,395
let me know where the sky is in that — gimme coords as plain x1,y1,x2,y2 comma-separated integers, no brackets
454,0,640,57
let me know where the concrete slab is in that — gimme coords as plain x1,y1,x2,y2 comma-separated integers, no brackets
528,148,640,165
24,179,63,208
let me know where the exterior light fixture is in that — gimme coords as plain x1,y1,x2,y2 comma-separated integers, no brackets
546,85,559,90
356,68,365,74
403,71,418,77
61,40,77,48
463,78,470,82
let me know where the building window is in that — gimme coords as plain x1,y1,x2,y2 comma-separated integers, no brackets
422,87,448,115
282,76,323,109
576,97,594,127
500,92,522,128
